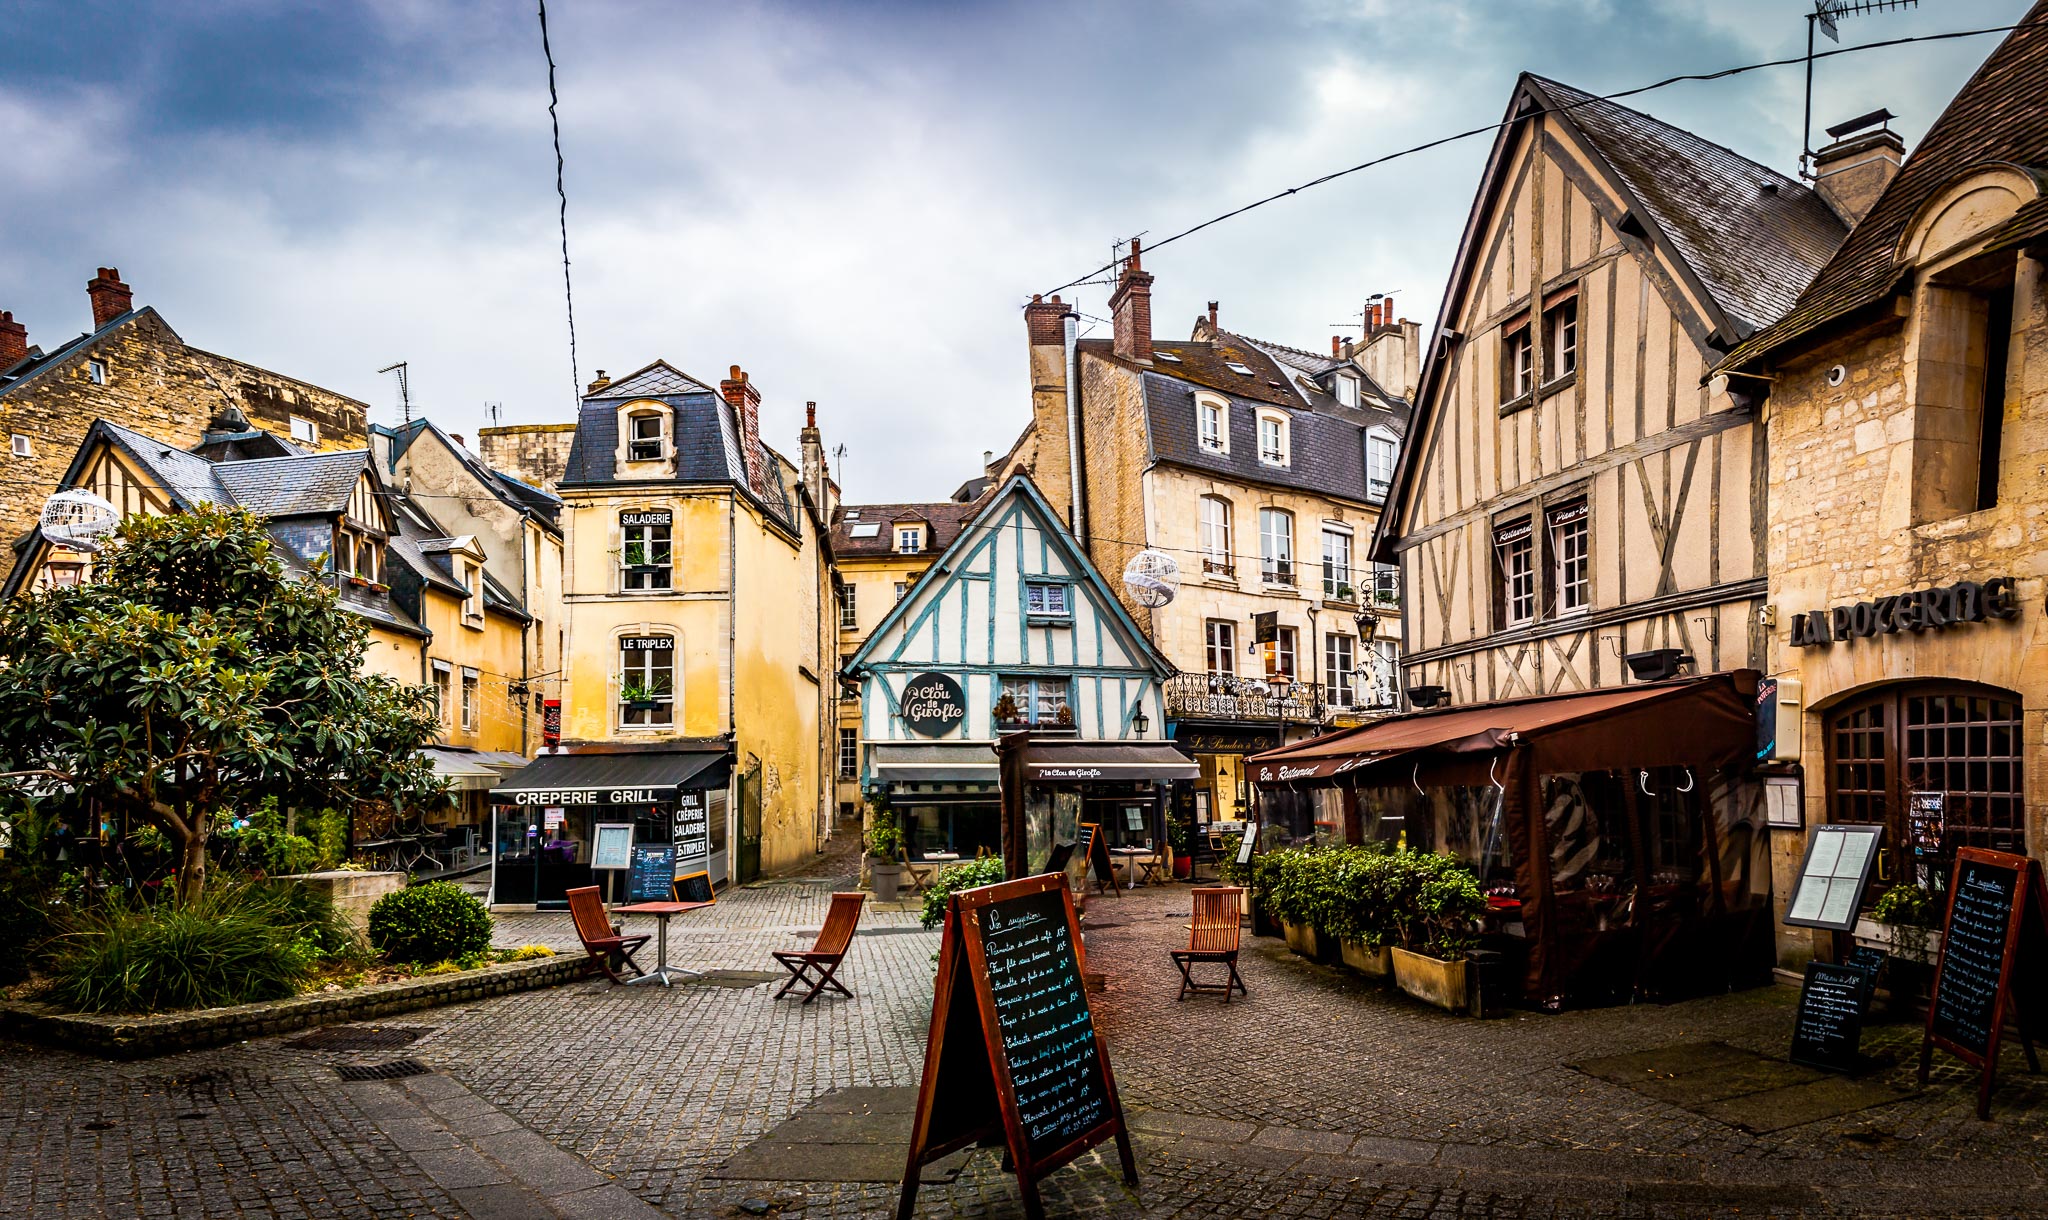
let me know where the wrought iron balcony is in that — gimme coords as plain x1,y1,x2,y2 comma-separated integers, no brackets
1165,672,1323,723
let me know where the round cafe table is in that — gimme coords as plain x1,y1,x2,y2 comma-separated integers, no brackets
614,900,713,986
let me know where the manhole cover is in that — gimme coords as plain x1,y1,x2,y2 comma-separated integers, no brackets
287,1025,430,1052
335,1059,433,1081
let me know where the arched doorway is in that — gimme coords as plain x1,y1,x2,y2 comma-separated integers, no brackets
1824,681,2025,897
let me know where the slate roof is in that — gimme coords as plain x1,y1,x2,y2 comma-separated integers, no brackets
587,360,714,400
1721,5,2048,369
213,451,370,518
95,421,238,508
1530,75,1848,340
376,419,564,531
832,498,983,558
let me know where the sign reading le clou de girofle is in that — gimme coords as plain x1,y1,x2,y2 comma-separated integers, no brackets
1788,577,2018,649
901,672,968,737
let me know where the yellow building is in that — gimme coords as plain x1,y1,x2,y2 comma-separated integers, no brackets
487,361,834,903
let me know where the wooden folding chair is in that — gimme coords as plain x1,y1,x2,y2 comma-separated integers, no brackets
567,885,651,985
773,891,866,1004
1172,886,1247,1002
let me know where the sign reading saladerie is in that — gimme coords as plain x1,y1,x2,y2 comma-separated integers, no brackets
620,510,673,527
1788,577,2018,648
900,672,968,737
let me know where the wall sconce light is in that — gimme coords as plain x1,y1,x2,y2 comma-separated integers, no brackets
1624,649,1694,682
1407,684,1450,709
1132,706,1150,738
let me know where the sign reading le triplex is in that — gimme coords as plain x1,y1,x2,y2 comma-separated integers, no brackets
1789,577,2019,649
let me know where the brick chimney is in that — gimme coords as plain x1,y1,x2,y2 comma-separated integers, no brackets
450,433,466,450
0,311,26,368
1024,293,1067,346
720,364,768,495
800,400,825,508
1207,301,1219,329
586,369,612,394
87,267,132,328
1109,239,1154,362
1331,335,1343,358
1813,125,1904,227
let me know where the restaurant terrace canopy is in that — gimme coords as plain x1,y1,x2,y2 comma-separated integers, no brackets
1248,672,1771,1007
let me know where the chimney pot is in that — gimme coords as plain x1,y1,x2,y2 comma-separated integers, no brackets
0,311,26,368
1332,336,1342,358
1207,300,1219,328
86,267,133,329
1812,126,1905,226
1108,239,1156,362
450,433,466,449
805,401,817,429
586,369,612,393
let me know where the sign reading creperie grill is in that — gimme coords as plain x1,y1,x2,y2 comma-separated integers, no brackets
1788,577,2019,649
501,786,673,806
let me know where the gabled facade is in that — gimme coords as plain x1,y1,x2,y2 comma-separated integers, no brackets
842,474,1176,858
1373,74,1848,706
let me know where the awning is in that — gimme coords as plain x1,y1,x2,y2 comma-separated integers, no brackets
869,742,998,785
1248,671,1760,787
423,748,507,791
1020,740,1199,783
489,749,730,807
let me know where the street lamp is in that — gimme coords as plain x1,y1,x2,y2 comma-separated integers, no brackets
1132,705,1150,738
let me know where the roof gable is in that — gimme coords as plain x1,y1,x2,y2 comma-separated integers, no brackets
584,360,714,401
213,450,372,519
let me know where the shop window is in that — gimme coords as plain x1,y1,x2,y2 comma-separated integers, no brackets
1366,430,1396,502
839,582,857,630
432,662,453,730
1196,394,1228,454
621,511,672,592
1323,633,1356,708
1492,516,1535,627
1200,495,1234,575
1204,620,1236,676
1501,316,1533,405
1259,508,1294,585
626,411,665,461
1024,580,1070,618
1321,527,1354,600
838,727,858,779
1547,500,1589,614
619,635,676,728
998,675,1070,728
460,668,479,732
1544,295,1578,383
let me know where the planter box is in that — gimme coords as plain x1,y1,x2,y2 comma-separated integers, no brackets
1340,939,1393,979
1392,947,1468,1013
1281,919,1319,959
1852,916,1942,966
869,860,903,903
278,870,404,943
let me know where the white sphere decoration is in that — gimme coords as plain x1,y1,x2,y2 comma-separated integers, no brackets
39,489,122,552
1121,548,1181,608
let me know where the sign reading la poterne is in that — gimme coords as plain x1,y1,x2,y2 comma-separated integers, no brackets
901,672,968,737
1788,577,2019,649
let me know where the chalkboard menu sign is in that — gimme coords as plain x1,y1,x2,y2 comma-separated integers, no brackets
1918,847,2048,1119
672,870,715,905
896,873,1135,1220
1791,962,1870,1072
626,844,679,903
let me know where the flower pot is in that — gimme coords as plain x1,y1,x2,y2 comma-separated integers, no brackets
1392,946,1469,1013
869,859,902,903
1173,855,1193,880
1340,939,1393,979
1851,916,1942,966
1281,919,1319,959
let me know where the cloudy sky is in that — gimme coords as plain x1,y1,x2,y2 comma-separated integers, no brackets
3,0,2030,501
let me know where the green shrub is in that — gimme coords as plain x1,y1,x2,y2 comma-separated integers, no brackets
919,855,1006,929
1873,884,1936,928
864,800,902,861
367,881,492,965
46,878,327,1013
1400,852,1486,961
1217,833,1252,887
500,943,556,962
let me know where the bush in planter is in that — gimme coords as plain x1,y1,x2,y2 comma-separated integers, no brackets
863,800,902,862
919,855,1006,930
368,880,492,966
1872,882,1938,963
1397,852,1486,961
1321,845,1397,950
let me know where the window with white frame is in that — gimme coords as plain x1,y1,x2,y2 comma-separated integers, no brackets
1024,580,1070,617
1545,296,1579,382
10,435,31,458
460,560,482,623
460,668,479,731
289,415,316,445
1502,320,1533,403
432,662,452,729
1334,374,1359,407
1259,508,1294,585
1373,562,1400,606
839,582,858,630
1256,410,1289,466
1196,395,1228,453
1265,626,1297,680
838,727,858,778
88,359,108,386
1368,640,1399,708
1548,499,1590,614
619,635,676,728
621,510,673,592
1200,495,1234,575
894,580,908,602
895,524,924,554
1367,430,1397,501
627,411,665,461
1324,633,1356,708
1205,620,1236,675
1321,528,1354,600
999,675,1071,727
1494,517,1535,627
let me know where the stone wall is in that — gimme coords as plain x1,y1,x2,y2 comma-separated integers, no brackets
0,309,367,585
477,423,576,492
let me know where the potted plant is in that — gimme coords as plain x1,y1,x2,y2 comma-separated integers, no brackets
864,798,904,902
992,693,1023,728
1167,816,1192,879
620,679,662,711
1389,852,1486,1012
1333,583,1356,603
1265,848,1326,960
1855,883,1942,965
1327,847,1395,979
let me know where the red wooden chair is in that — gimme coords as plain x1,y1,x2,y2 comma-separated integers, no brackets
773,891,866,1004
1172,886,1247,1002
567,885,650,985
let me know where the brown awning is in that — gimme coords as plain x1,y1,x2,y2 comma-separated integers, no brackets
1249,671,1760,787
1021,740,1199,782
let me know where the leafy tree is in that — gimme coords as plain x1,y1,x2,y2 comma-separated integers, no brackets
0,506,445,902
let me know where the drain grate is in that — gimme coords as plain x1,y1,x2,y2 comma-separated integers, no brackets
287,1025,430,1052
335,1059,433,1082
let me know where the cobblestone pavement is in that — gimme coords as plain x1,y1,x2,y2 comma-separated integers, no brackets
9,850,2048,1218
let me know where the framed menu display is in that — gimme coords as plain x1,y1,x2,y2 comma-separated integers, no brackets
1782,824,1884,932
591,823,635,872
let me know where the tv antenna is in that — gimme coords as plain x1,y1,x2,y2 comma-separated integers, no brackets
1330,290,1402,334
486,401,503,424
1801,1,1918,179
377,361,412,428
832,442,848,495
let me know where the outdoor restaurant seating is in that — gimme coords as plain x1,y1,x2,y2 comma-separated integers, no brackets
1172,886,1247,1003
772,891,866,1004
567,885,651,985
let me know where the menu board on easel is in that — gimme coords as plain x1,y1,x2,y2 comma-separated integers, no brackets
1918,847,2048,1119
896,873,1135,1220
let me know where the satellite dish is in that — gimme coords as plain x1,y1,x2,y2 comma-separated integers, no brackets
40,489,121,553
1121,549,1180,608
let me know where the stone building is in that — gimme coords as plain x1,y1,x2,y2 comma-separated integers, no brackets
477,421,576,492
1718,8,2048,967
0,268,367,584
999,255,1411,834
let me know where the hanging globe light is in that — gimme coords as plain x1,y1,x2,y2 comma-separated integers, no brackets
39,489,122,552
1121,549,1181,608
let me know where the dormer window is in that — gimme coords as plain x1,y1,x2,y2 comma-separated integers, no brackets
1366,429,1397,502
627,411,665,461
339,530,384,583
1256,410,1289,467
461,560,483,625
1197,395,1229,454
1334,374,1359,408
895,524,925,554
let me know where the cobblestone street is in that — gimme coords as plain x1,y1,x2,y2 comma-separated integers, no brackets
9,858,2048,1219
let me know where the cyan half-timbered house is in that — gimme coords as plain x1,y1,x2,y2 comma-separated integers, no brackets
843,473,1183,862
